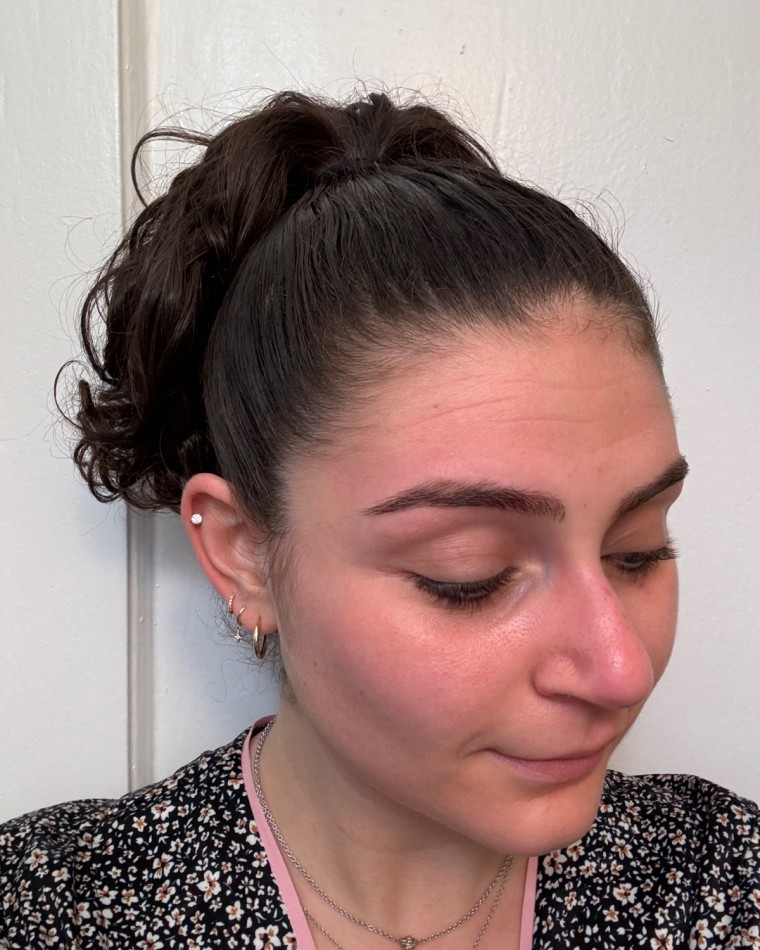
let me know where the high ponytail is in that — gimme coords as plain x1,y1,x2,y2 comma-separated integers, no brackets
61,89,659,527
64,91,497,511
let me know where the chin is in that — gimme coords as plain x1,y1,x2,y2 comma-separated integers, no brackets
518,769,609,856
522,803,603,856
468,764,610,858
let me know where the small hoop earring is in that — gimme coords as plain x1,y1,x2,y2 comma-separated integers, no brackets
227,592,235,615
253,620,269,660
234,605,247,643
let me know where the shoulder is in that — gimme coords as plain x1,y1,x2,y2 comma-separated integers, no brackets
599,769,759,848
534,770,760,947
598,770,760,895
1,730,247,870
0,730,293,949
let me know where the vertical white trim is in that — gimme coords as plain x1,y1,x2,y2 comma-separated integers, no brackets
126,510,155,790
117,0,155,791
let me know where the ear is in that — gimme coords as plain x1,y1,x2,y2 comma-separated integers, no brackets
180,473,277,634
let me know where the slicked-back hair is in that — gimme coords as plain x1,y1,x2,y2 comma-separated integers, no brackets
63,90,661,538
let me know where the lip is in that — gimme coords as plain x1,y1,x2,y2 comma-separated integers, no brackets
485,742,611,783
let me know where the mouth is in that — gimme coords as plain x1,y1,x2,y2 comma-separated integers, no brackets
485,742,612,783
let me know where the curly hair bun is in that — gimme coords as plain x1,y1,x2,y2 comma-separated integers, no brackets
62,91,495,511
60,89,656,524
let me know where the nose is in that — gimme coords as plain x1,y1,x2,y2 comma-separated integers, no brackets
532,567,655,711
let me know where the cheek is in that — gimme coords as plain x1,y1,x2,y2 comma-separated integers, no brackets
275,571,516,748
634,565,679,683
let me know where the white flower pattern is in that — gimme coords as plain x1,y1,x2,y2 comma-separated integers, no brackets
0,729,758,948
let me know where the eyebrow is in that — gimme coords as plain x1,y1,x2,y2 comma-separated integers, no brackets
613,455,689,519
362,455,688,521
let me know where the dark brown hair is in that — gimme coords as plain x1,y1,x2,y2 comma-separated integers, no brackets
64,90,661,536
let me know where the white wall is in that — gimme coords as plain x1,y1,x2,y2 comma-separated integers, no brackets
2,0,758,822
0,1,128,820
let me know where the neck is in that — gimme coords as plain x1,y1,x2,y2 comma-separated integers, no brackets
255,703,524,941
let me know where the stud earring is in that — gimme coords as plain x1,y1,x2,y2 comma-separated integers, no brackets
190,513,203,525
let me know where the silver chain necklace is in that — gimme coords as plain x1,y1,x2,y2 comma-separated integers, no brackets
252,721,513,950
302,864,508,950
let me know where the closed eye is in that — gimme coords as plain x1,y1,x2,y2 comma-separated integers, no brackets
410,541,677,610
410,567,517,609
603,542,678,580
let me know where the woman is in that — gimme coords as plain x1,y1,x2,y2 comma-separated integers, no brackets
1,90,758,949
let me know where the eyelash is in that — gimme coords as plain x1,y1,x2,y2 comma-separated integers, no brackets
603,542,678,579
411,568,517,609
411,542,678,610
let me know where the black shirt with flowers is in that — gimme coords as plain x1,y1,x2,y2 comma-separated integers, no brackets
1,729,758,948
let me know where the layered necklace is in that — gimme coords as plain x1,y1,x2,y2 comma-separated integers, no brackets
252,722,513,950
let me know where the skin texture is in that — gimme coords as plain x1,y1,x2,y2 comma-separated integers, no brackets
183,309,684,943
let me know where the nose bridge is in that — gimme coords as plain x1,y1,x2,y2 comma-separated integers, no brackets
536,564,655,710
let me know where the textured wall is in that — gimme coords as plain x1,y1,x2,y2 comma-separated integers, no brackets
2,0,758,822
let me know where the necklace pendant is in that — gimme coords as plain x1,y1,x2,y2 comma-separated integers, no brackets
399,939,419,950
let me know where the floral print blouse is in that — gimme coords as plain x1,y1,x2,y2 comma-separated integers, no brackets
1,727,758,948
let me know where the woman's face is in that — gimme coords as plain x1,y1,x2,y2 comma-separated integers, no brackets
272,310,683,856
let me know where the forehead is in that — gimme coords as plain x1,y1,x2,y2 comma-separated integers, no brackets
287,318,675,514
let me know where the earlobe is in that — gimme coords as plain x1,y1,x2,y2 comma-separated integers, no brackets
180,473,277,631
